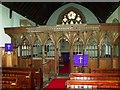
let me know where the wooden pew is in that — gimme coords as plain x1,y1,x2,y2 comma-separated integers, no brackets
66,80,120,89
2,67,43,88
1,76,22,89
90,68,120,73
34,68,43,88
2,70,34,89
66,73,120,89
1,67,43,89
69,73,120,80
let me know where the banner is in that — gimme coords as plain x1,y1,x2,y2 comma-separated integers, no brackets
5,43,13,52
74,54,88,66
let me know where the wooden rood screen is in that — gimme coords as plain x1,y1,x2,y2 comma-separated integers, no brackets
66,72,120,89
0,67,43,89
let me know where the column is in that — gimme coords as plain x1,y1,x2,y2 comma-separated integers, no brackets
42,44,45,63
19,45,22,67
30,45,33,67
82,45,86,73
41,44,46,79
54,44,59,75
118,34,120,68
70,45,74,73
97,44,100,68
110,45,114,68
13,48,18,67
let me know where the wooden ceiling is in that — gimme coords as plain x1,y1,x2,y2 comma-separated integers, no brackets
2,2,119,25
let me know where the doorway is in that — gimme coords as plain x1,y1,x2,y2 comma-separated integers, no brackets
58,38,70,75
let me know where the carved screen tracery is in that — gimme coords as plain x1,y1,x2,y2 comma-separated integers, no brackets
74,38,84,54
100,34,111,58
45,38,55,57
87,37,97,58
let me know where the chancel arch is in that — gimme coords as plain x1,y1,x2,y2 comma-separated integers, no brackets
47,3,99,25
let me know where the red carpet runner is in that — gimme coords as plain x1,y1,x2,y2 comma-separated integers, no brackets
45,78,69,90
59,63,70,74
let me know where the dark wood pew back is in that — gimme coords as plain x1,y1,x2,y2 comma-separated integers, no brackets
90,68,120,73
1,76,22,89
66,80,120,89
1,67,43,89
66,72,120,89
69,73,120,80
2,67,43,88
2,69,34,89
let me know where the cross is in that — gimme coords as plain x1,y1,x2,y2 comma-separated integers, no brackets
7,45,10,50
79,56,83,63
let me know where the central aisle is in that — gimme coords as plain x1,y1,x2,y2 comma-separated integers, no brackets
44,78,69,90
59,63,70,74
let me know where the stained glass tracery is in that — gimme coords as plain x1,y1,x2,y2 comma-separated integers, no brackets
62,10,83,25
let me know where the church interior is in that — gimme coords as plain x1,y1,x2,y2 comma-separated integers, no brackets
0,2,120,90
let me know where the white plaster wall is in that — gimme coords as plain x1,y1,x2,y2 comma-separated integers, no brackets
47,3,99,25
0,4,2,67
106,6,120,23
0,4,36,47
1,4,12,47
0,4,2,47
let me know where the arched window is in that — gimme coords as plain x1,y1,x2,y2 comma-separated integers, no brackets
74,38,84,54
57,7,86,24
45,38,55,57
21,38,30,58
87,37,97,58
100,34,111,58
33,39,42,57
114,37,119,57
62,11,83,25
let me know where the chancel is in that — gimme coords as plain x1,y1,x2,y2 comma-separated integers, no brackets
1,2,120,90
